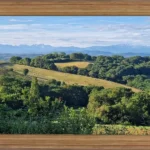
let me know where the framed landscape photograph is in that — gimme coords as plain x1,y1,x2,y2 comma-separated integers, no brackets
0,0,150,150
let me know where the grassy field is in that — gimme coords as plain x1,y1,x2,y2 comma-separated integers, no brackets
10,64,141,93
55,61,91,68
0,135,149,150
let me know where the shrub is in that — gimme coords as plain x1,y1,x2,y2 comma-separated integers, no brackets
23,69,29,76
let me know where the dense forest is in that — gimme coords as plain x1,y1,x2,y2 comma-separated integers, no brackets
0,54,150,134
0,68,96,134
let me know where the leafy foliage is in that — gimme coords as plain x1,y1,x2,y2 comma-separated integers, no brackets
88,87,150,126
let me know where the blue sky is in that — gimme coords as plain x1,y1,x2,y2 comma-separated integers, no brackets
0,16,150,47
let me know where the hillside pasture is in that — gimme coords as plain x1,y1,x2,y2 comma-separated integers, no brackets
11,64,141,93
55,61,91,68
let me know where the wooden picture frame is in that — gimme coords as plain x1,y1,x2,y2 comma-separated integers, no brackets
0,1,150,150
0,0,150,16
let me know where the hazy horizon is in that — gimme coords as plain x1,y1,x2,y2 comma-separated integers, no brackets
0,16,150,52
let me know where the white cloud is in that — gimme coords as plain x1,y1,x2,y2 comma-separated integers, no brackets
0,23,150,47
9,19,33,23
0,24,28,30
0,24,43,30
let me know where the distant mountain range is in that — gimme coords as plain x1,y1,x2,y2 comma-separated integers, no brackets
0,44,150,60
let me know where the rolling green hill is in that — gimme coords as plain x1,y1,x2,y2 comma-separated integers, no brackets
10,64,141,93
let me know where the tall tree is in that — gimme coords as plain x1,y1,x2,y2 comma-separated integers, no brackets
29,77,40,101
27,77,40,115
23,69,29,76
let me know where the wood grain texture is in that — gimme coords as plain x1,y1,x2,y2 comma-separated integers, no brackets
0,0,150,16
0,135,150,150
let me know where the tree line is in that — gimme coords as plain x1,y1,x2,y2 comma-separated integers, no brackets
10,52,95,70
